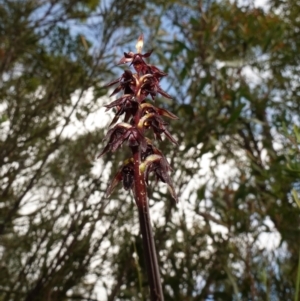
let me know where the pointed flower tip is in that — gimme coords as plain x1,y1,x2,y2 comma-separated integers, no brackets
136,34,144,53
105,171,123,198
97,147,108,159
168,185,179,203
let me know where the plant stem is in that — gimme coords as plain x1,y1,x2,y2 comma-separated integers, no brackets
132,146,164,301
295,248,300,301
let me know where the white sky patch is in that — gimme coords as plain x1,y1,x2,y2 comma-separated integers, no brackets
0,102,9,141
255,0,271,10
234,0,271,11
217,57,271,90
256,216,281,251
59,88,113,139
241,63,271,86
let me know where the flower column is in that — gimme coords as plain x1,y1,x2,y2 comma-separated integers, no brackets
99,35,178,301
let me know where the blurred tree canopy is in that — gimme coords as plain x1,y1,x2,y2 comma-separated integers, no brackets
0,0,300,300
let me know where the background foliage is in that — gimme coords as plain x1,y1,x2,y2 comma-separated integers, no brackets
0,0,300,300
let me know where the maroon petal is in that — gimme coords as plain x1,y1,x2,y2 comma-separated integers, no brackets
103,78,121,88
157,87,172,99
124,52,134,58
105,171,123,197
162,128,178,145
118,57,132,65
157,108,179,120
140,154,178,202
142,50,153,58
104,95,133,110
140,103,179,120
109,86,123,97
127,128,147,151
147,65,167,77
97,123,131,157
167,184,179,203
108,114,120,127
97,144,111,158
105,159,134,197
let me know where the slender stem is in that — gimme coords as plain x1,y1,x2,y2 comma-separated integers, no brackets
295,248,300,301
132,146,164,301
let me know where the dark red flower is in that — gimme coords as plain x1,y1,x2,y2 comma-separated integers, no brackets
104,70,135,96
136,74,172,101
141,140,165,161
138,113,178,145
140,103,178,120
105,95,138,126
139,154,178,202
141,143,156,161
105,159,134,197
146,65,168,78
98,123,147,158
118,50,153,74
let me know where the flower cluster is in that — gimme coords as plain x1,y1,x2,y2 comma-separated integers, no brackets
99,35,178,202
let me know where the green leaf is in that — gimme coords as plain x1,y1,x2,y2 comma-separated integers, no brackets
226,104,245,125
177,104,194,118
293,125,300,143
292,189,300,209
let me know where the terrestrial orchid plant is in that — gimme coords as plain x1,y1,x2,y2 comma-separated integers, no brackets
99,35,178,301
